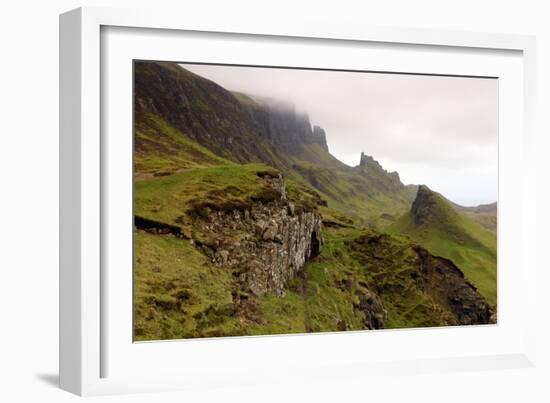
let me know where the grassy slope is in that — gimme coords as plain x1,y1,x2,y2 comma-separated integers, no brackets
133,133,454,338
288,144,414,228
389,189,497,305
135,223,463,340
301,227,455,330
135,112,232,174
135,163,270,224
134,231,241,340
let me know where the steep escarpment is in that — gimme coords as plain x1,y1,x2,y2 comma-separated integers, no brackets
134,163,326,297
188,171,324,296
413,247,493,325
134,62,330,169
247,97,329,155
347,232,494,327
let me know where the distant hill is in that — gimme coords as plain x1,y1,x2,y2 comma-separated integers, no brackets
389,185,497,305
451,201,497,232
134,61,416,227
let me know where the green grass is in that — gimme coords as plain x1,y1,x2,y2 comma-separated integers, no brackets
134,231,241,340
135,163,273,225
389,188,497,305
134,224,461,340
134,113,232,175
289,156,414,228
134,152,476,339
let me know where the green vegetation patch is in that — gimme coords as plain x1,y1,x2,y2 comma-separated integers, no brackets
135,163,274,226
134,231,240,340
134,113,232,175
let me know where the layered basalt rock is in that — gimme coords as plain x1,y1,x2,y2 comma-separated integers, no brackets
190,173,323,296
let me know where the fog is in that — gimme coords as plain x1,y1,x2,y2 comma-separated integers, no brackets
182,63,498,207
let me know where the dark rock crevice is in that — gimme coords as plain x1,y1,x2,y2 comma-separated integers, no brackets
134,215,188,239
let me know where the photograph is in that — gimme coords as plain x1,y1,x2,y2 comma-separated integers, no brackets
133,60,498,341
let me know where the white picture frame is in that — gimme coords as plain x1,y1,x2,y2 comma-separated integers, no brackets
59,6,537,396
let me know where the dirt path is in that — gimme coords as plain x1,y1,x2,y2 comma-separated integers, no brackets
301,268,312,333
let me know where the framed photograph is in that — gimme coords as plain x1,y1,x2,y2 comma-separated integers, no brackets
60,7,537,396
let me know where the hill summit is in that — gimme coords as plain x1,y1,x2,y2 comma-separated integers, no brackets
410,185,459,225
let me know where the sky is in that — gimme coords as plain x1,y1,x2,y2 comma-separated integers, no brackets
181,63,498,207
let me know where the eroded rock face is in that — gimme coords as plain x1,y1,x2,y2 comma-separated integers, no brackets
354,288,387,329
251,99,329,155
413,246,494,325
192,174,323,296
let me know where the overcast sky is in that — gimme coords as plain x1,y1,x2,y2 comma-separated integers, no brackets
182,63,498,207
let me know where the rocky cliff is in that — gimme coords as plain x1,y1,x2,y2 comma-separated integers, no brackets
349,233,495,327
413,247,494,325
249,98,329,155
134,62,329,166
189,171,323,296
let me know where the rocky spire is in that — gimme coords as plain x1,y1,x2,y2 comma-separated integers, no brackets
312,125,329,152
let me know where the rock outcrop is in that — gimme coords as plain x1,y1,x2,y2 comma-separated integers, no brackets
190,173,323,296
350,233,494,327
311,125,329,152
413,246,494,325
251,98,329,155
353,287,387,329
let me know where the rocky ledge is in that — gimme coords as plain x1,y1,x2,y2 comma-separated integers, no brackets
190,172,323,296
413,246,495,325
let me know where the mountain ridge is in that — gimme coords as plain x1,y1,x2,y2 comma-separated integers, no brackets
134,61,416,227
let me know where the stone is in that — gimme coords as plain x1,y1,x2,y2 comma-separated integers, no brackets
287,202,295,216
217,250,229,265
262,220,278,241
190,173,323,296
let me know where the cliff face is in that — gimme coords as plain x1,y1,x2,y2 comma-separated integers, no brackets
190,172,323,296
350,233,495,327
413,247,494,325
249,99,329,155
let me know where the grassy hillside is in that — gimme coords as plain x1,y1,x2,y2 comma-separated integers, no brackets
390,186,497,305
135,222,490,340
134,156,494,340
451,201,498,233
135,112,233,175
134,231,241,339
